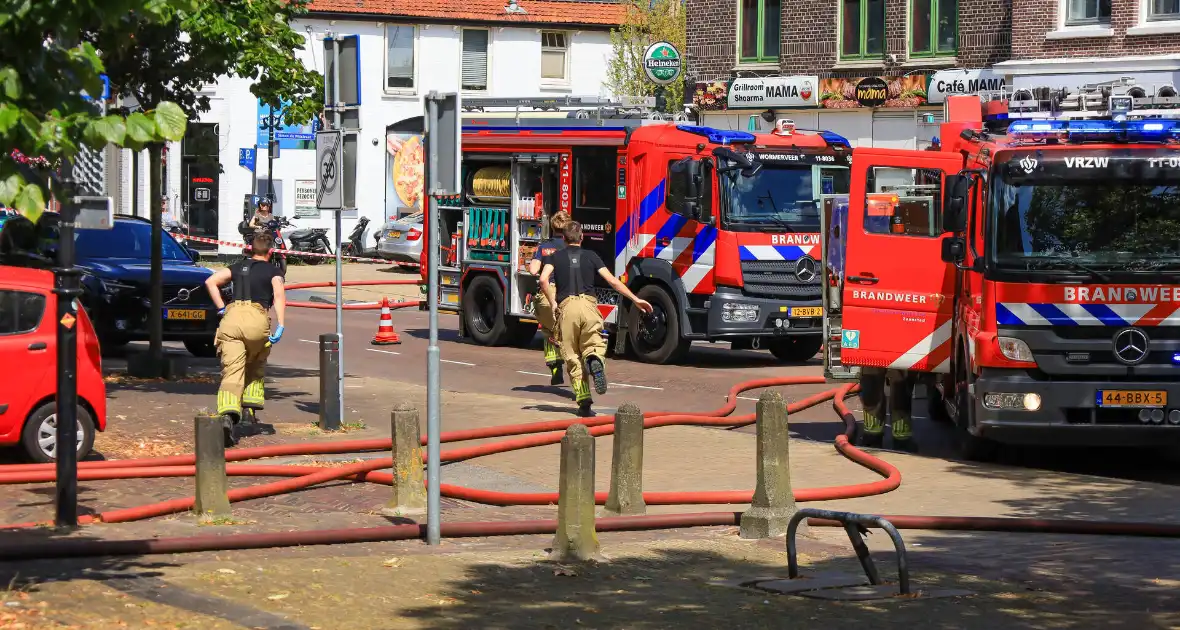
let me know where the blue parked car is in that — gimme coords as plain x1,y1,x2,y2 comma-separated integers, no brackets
0,213,228,357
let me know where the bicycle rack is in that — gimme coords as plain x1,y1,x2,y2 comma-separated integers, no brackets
787,508,911,595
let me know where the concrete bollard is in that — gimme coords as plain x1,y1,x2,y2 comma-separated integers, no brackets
549,423,601,562
740,390,801,539
383,403,427,516
603,402,646,517
194,413,231,522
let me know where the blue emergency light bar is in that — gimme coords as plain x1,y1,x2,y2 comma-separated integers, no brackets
818,130,851,147
1007,118,1180,143
676,125,757,145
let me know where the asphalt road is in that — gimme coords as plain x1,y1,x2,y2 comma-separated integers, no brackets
267,303,844,436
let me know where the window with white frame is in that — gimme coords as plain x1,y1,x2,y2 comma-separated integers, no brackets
541,31,569,83
461,29,490,92
1149,0,1180,20
1064,0,1111,26
385,24,416,92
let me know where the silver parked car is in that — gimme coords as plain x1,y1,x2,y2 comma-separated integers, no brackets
377,211,424,264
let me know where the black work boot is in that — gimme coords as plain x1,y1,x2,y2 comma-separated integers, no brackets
857,428,884,449
576,400,596,418
548,362,564,386
586,356,607,395
221,414,239,448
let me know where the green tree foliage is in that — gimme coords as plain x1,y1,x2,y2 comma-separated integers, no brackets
0,0,194,222
91,0,323,127
606,0,686,113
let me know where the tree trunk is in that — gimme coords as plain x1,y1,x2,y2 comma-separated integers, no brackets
148,143,164,363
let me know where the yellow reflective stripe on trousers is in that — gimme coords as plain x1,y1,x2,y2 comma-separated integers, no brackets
543,338,560,365
571,378,592,403
862,409,883,434
217,390,241,415
892,412,912,439
242,380,265,406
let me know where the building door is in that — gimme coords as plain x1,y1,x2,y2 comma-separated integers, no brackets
181,123,220,250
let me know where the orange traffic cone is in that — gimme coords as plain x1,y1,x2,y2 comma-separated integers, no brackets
371,297,402,345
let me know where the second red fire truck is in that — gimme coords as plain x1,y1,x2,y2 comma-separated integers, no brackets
824,81,1180,459
422,97,853,364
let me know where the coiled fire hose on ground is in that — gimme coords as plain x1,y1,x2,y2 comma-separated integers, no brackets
1,375,1179,561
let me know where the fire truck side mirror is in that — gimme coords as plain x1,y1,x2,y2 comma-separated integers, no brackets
942,174,970,233
940,235,966,265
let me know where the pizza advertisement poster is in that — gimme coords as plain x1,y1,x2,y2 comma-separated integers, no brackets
818,75,927,109
385,131,425,220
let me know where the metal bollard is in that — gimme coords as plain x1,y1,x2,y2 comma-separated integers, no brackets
194,413,231,522
383,403,427,516
319,333,341,431
740,390,801,539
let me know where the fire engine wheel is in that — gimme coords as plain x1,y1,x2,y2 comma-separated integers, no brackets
953,367,998,462
629,285,690,365
463,275,510,346
767,336,824,363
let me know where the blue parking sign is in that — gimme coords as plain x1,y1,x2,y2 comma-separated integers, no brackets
239,147,256,171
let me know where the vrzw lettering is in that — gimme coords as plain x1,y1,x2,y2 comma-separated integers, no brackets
852,290,929,304
1064,286,1180,302
771,233,820,245
1064,157,1110,168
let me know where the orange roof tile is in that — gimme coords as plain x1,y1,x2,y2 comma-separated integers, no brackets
307,0,627,26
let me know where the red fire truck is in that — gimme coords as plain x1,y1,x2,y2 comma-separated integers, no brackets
823,81,1180,459
424,97,853,364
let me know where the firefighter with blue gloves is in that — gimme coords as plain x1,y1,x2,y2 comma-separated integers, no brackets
205,231,287,446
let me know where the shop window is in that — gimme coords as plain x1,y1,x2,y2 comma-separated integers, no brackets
385,25,417,93
863,167,942,237
841,0,886,60
1149,0,1180,20
1065,0,1111,26
738,0,781,63
541,31,569,84
910,0,956,56
461,28,489,92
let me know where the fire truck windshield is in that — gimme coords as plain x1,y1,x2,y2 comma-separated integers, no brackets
990,150,1180,276
718,164,820,233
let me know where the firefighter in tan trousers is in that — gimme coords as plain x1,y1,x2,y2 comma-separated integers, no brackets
204,231,287,446
527,211,572,385
540,222,653,417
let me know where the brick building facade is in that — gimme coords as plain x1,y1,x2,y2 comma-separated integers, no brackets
684,0,1012,146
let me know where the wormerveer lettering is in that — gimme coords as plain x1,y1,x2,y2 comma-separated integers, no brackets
1064,287,1180,302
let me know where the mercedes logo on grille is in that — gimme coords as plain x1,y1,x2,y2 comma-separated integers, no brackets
794,256,817,283
1112,327,1150,365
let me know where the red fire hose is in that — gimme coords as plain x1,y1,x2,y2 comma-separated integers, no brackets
0,378,1178,560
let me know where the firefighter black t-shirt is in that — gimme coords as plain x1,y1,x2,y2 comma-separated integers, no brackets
533,237,566,269
231,259,281,310
551,246,606,304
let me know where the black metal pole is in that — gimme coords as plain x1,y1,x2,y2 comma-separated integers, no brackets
53,166,81,528
148,144,164,365
267,112,276,201
318,333,341,431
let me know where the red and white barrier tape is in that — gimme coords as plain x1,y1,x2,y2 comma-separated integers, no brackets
174,233,420,266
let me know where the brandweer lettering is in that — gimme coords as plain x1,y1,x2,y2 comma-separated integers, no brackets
770,234,820,245
852,290,929,304
1064,286,1180,302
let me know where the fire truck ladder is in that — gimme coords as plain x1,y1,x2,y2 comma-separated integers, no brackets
987,77,1180,120
461,95,688,125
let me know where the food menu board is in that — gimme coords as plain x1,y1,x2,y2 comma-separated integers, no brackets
385,131,425,221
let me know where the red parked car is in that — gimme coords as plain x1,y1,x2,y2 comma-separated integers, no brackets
0,266,106,462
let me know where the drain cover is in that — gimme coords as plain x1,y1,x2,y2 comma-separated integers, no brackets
798,585,974,601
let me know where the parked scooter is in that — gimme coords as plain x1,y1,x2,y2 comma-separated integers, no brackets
341,216,374,259
286,220,333,265
238,216,289,278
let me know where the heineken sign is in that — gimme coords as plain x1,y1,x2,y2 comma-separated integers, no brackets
643,41,682,86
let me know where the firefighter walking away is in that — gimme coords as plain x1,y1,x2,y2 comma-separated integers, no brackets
540,222,653,417
528,211,572,385
204,231,287,446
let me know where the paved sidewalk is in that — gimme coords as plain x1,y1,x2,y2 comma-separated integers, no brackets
2,359,1180,627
